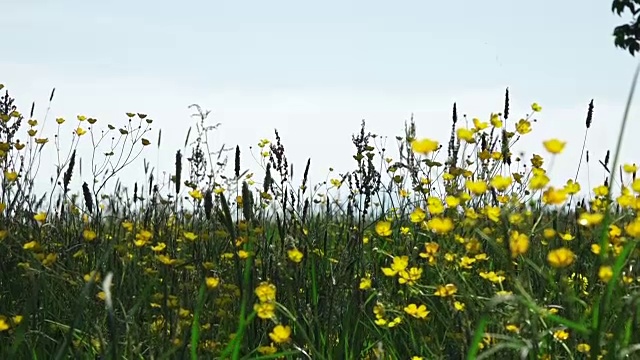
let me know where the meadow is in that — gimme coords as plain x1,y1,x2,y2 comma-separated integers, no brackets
1,77,640,360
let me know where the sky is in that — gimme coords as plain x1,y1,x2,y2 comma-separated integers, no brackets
2,0,640,204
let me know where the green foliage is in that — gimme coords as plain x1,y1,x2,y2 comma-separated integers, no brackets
612,0,640,55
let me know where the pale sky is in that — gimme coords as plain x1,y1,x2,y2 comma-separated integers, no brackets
3,0,640,204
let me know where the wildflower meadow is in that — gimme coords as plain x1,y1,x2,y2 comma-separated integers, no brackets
3,69,640,360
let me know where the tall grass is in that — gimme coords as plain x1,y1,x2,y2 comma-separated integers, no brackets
1,70,640,359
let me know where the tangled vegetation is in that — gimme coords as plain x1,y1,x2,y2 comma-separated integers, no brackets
1,80,640,360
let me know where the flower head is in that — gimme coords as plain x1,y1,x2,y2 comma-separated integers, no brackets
543,139,566,154
411,138,439,155
547,247,575,268
269,325,291,343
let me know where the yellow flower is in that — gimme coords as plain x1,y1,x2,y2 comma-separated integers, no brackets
426,196,444,215
398,267,422,285
505,324,520,333
56,117,65,124
598,265,613,283
479,271,506,284
35,138,49,144
553,329,569,341
445,195,460,207
157,254,177,266
578,212,604,227
84,271,101,283
269,325,291,344
404,303,429,319
34,212,47,223
4,171,18,182
189,189,203,200
542,187,567,205
472,118,489,131
543,139,566,154
122,220,134,232
509,231,529,258
0,318,9,332
83,229,97,242
134,229,153,247
287,248,304,263
375,220,392,237
465,180,487,195
559,232,575,241
529,173,550,190
258,344,278,355
563,180,581,194
40,253,56,266
483,206,499,222
531,102,542,112
543,228,556,239
409,207,426,223
434,284,458,297
593,185,609,197
624,163,638,173
151,243,167,252
359,276,372,290
626,217,640,237
411,138,439,155
426,217,454,234
387,316,402,328
490,175,512,191
618,188,635,208
382,255,409,276
547,247,575,268
457,128,475,143
205,277,220,289
24,241,40,251
75,127,87,136
254,301,276,319
178,308,190,318
255,282,277,302
454,301,466,311
576,343,591,353
516,119,532,134
419,242,439,264
183,231,198,241
508,213,523,225
490,113,503,128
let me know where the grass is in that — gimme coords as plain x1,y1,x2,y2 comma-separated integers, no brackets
1,68,640,359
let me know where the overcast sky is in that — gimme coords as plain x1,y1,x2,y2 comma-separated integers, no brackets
2,0,640,203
